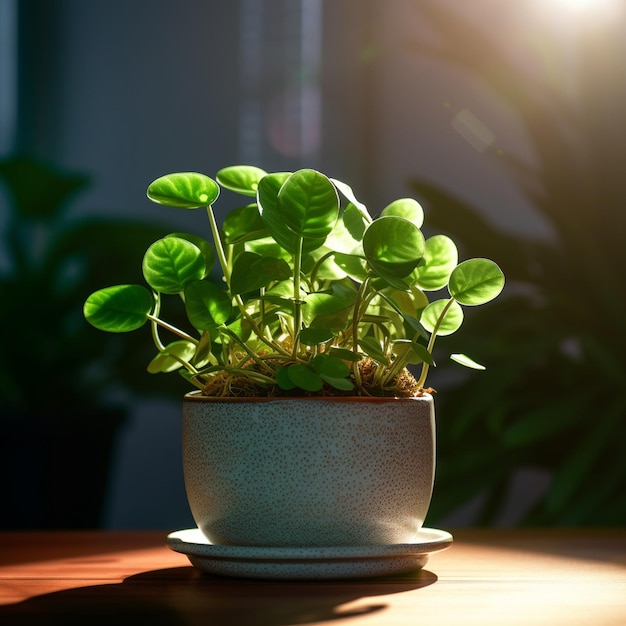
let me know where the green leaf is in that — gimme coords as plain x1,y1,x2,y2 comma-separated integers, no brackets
333,252,368,282
411,341,435,365
277,169,339,240
230,252,291,294
392,339,432,365
449,258,505,305
450,353,486,370
302,287,354,331
413,235,458,291
322,376,355,391
299,327,335,345
363,216,425,281
358,336,389,365
287,364,324,391
83,284,153,332
142,237,207,294
222,204,269,244
184,279,232,329
193,330,213,367
147,340,196,373
276,366,296,390
342,204,369,242
311,354,350,377
420,299,464,336
328,347,362,362
147,172,219,208
165,232,214,273
381,198,424,228
258,172,325,253
216,165,267,196
330,177,372,222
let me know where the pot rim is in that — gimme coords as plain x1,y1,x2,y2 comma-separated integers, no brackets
183,390,433,403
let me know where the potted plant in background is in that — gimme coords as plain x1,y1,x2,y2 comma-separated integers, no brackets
0,156,175,529
84,165,504,578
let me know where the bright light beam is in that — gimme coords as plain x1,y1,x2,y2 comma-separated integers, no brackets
553,0,616,12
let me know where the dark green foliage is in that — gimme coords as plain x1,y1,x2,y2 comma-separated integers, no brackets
409,3,626,525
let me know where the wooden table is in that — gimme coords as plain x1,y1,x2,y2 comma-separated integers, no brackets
1,529,624,625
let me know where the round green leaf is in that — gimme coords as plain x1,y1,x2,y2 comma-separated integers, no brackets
420,299,464,336
381,198,424,228
413,235,459,291
230,252,291,294
287,364,324,392
83,284,152,332
143,237,207,294
216,165,268,196
299,327,335,345
277,169,339,240
147,340,197,373
184,279,232,329
147,172,220,208
222,204,268,244
449,258,505,306
258,172,325,253
165,232,214,273
363,216,425,280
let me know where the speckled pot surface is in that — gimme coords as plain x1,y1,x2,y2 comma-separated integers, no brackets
182,393,435,548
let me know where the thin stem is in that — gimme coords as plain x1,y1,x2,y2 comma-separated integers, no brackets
291,237,304,359
350,275,373,387
205,205,289,358
206,205,231,283
416,297,455,389
147,313,198,345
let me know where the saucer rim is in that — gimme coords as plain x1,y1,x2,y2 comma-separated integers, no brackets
166,527,453,562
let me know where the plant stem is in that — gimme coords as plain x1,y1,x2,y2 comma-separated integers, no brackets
292,237,304,359
204,204,290,358
416,297,455,389
147,313,198,345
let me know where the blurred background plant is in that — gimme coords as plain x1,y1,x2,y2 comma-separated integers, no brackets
0,155,179,528
409,2,626,525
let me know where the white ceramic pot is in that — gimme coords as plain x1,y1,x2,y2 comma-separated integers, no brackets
182,393,435,547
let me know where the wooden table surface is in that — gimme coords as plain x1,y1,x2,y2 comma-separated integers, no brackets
0,529,624,625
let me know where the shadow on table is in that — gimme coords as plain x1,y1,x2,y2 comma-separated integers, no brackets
0,565,437,625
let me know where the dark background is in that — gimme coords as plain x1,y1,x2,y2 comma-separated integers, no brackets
1,0,624,529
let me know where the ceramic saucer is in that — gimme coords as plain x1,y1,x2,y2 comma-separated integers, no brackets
166,527,453,580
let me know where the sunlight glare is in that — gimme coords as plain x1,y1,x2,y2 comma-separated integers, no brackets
553,0,616,13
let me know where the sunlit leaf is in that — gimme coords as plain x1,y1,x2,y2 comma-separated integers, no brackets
363,216,425,281
413,235,458,291
147,172,219,208
381,198,424,228
450,353,485,370
420,299,464,336
277,169,339,240
330,177,372,222
216,165,267,196
184,279,232,329
449,258,505,305
165,232,214,273
147,340,196,373
83,284,152,332
142,237,207,294
223,204,269,244
258,172,325,253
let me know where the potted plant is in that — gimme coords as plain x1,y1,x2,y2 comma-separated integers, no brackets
84,166,504,578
